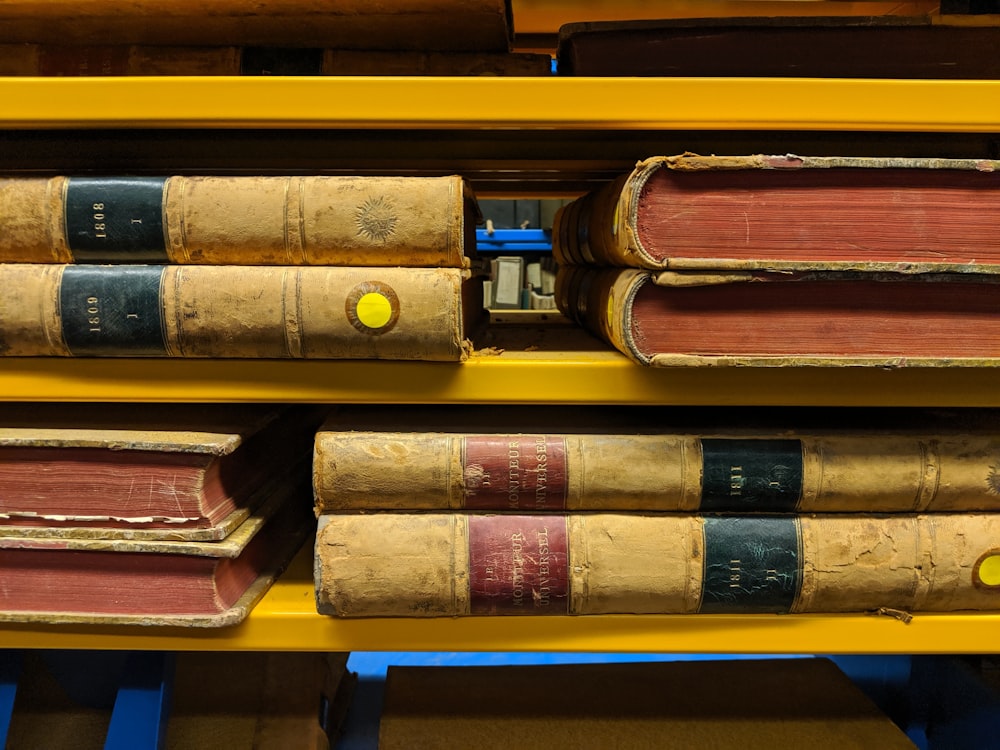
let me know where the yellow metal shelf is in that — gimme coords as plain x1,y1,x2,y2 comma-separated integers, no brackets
3,351,1000,405
3,76,1000,132
4,63,1000,657
2,541,998,654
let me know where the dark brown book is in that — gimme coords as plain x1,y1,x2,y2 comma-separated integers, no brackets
379,659,916,749
555,266,1000,367
0,44,551,76
556,15,1000,78
6,652,354,750
0,478,311,626
0,403,323,539
553,154,1000,274
0,0,513,51
164,652,354,749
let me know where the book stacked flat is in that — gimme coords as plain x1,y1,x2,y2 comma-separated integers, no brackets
312,405,1000,618
0,0,552,76
0,173,485,361
555,15,1000,79
551,153,1000,367
0,403,323,626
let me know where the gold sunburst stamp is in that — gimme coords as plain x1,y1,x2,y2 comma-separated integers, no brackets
987,464,1000,495
355,195,398,243
346,280,400,335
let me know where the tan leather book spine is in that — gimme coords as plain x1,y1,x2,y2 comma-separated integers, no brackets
0,174,474,267
0,264,471,361
312,430,1000,513
0,0,513,51
314,512,1000,617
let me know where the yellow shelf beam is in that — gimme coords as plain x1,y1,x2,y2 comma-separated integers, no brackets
2,76,1000,132
2,353,1000,405
3,545,999,654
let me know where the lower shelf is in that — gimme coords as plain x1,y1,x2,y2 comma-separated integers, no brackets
3,543,1000,654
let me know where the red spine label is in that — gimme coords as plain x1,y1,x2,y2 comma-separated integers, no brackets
468,515,569,615
462,436,568,510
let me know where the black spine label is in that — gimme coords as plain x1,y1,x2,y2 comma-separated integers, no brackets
240,47,325,75
700,516,801,614
700,439,803,512
59,266,166,355
65,177,168,262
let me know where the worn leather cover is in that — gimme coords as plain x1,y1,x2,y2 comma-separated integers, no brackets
0,174,476,267
0,481,312,626
553,154,1000,274
314,511,1000,617
313,414,1000,513
0,264,475,361
555,265,1000,367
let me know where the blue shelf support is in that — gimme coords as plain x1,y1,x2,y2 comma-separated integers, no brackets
104,651,175,750
0,650,23,749
476,228,553,253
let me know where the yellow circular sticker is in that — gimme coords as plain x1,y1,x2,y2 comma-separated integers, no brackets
976,552,1000,587
346,281,400,335
356,292,394,329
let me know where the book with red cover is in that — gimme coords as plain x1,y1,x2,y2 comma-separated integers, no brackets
553,154,1000,274
0,476,311,626
0,403,324,540
555,266,1000,367
556,15,1000,78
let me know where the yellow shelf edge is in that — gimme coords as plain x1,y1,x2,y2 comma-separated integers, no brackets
4,579,1000,654
2,77,999,132
5,537,999,653
2,353,1000,405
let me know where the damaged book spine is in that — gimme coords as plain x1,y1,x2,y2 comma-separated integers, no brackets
313,429,1000,513
0,174,476,267
315,511,1000,617
0,264,474,361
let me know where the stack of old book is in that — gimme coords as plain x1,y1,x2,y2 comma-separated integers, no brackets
551,152,1000,367
0,168,488,622
0,403,325,626
0,172,485,362
312,404,1000,618
0,0,551,76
